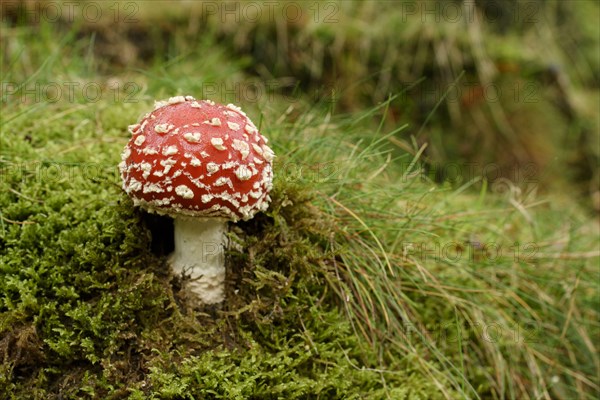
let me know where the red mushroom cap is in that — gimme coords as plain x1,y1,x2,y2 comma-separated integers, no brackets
119,96,274,221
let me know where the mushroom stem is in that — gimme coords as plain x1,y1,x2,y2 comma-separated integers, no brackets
170,217,227,304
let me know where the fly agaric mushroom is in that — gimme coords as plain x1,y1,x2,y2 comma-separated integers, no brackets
119,96,274,304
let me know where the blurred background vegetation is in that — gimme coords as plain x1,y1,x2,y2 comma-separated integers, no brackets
3,0,598,209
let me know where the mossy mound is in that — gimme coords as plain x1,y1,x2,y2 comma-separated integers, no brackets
2,97,598,399
0,103,451,398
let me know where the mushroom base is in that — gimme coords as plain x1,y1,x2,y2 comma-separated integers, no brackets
170,217,227,304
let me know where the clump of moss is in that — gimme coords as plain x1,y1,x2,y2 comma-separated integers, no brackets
0,100,450,398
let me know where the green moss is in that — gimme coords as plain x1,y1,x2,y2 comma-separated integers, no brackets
0,98,452,398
